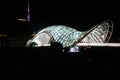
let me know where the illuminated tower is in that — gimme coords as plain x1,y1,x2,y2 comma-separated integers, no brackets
27,0,30,22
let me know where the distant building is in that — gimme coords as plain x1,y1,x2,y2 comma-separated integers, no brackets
0,34,8,47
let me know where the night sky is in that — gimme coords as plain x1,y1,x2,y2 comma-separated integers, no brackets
0,1,120,41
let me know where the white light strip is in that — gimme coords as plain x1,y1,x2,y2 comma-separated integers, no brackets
39,43,120,47
37,44,51,47
76,43,120,47
42,44,51,46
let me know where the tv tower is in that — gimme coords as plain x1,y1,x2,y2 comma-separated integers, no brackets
27,0,30,22
18,0,31,22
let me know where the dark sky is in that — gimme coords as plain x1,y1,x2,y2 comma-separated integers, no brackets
0,0,120,40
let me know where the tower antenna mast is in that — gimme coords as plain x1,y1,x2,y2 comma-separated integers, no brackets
27,0,30,22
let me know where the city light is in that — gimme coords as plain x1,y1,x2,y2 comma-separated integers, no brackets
18,18,26,21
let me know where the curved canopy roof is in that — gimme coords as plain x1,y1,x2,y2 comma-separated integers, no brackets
26,20,113,47
80,20,113,43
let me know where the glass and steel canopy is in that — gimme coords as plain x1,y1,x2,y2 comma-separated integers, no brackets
26,20,113,48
